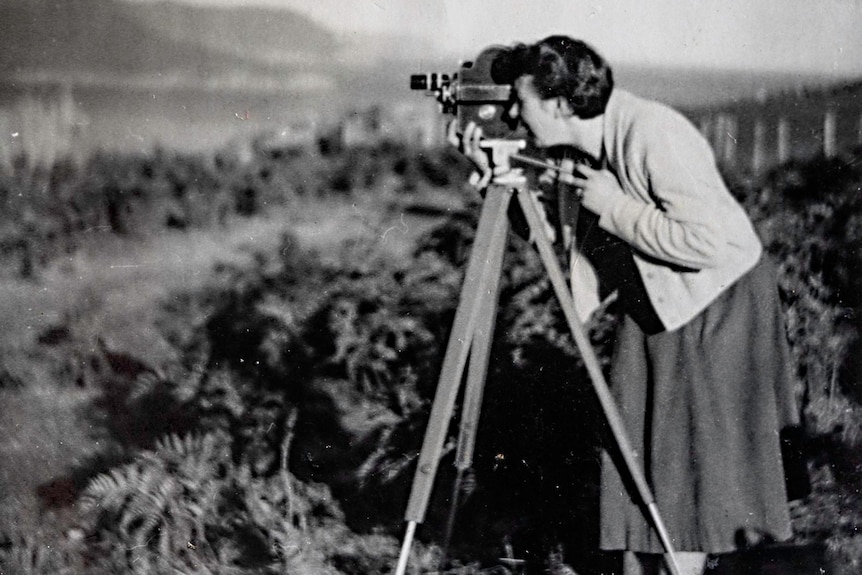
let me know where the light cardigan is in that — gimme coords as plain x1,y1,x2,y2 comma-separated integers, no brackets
569,89,763,331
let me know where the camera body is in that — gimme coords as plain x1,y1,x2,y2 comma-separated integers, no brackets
410,46,525,140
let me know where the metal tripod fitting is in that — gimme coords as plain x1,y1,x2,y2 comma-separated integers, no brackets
481,138,527,184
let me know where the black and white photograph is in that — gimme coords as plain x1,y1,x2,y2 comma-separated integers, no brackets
1,1,861,573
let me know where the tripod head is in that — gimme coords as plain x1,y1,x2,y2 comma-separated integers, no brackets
479,139,528,186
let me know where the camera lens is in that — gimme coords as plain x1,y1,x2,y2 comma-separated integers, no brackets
410,75,429,90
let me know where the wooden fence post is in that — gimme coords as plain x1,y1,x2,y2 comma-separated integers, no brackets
721,114,737,166
752,119,766,173
777,117,791,164
823,110,837,158
0,113,10,171
712,114,725,161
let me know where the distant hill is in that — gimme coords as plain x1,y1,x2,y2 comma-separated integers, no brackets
129,0,338,68
0,0,338,90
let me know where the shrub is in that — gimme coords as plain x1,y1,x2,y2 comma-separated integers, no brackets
74,429,423,574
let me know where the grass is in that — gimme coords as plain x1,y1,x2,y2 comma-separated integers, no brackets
0,189,450,547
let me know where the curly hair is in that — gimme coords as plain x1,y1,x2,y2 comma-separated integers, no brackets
491,35,614,119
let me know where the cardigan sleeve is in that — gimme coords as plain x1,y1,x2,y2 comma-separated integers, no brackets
596,111,746,270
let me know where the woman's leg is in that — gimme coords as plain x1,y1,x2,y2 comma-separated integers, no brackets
623,552,706,575
663,552,707,575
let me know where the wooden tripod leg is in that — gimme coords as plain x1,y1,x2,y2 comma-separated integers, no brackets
442,201,507,555
456,207,506,474
396,186,513,575
513,187,684,575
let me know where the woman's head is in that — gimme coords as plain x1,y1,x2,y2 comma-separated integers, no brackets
493,36,614,120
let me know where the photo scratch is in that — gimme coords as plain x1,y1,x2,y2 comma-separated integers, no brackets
380,213,409,241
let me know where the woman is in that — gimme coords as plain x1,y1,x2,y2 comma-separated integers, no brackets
453,36,799,575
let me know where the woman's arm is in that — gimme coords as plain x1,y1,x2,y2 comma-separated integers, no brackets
582,115,751,270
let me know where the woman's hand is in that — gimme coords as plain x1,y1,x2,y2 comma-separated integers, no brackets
562,163,626,216
448,120,497,189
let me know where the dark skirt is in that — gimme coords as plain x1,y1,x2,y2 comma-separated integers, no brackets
599,255,799,554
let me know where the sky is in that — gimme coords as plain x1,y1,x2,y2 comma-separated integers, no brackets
140,0,862,76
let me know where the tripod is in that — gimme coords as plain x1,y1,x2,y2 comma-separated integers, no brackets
393,142,683,575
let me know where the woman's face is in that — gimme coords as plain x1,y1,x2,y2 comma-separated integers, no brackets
509,75,572,148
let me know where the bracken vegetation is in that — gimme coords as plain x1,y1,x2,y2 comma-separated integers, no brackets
0,139,860,574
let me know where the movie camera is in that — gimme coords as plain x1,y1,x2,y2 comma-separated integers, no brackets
410,46,525,141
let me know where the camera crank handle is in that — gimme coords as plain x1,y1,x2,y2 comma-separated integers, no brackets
511,153,570,174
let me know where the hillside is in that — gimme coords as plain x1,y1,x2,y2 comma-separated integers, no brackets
0,0,337,86
129,0,339,69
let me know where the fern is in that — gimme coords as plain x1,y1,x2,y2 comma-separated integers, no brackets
80,432,230,573
77,427,404,574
